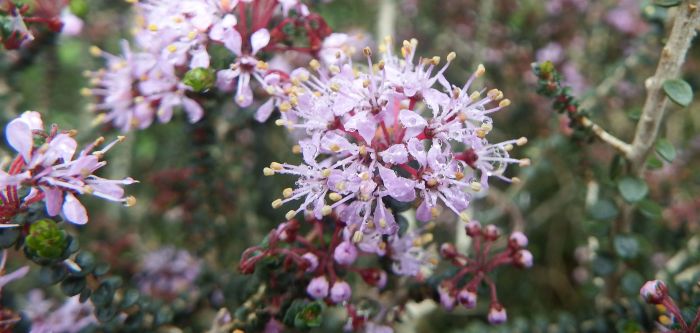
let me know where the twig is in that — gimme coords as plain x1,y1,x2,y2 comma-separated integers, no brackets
376,0,396,42
578,116,632,156
628,1,700,172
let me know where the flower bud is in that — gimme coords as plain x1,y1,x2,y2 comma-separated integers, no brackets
438,285,456,311
333,241,358,265
306,276,329,300
488,304,507,324
514,250,533,269
25,219,68,260
359,268,387,289
509,231,528,249
301,253,319,273
330,281,352,303
457,289,477,309
439,243,458,259
482,224,501,241
465,221,482,237
183,67,216,92
640,280,667,304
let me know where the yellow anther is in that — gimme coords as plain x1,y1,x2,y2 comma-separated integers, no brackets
321,168,331,177
511,177,521,184
274,119,286,126
256,61,268,70
360,172,370,181
329,65,340,74
263,168,275,176
455,171,464,181
309,59,321,71
504,144,514,151
430,207,440,218
330,82,341,92
167,44,177,53
279,101,292,112
270,162,283,171
519,159,531,167
329,144,341,152
431,56,440,65
363,47,372,57
147,24,158,31
516,137,528,146
89,46,102,57
283,188,294,198
80,88,92,96
378,218,387,228
336,181,347,191
499,99,511,108
292,145,302,154
352,231,363,243
475,64,486,77
285,210,297,220
322,205,332,216
421,233,433,244
470,91,481,102
359,145,367,156
125,196,137,207
329,193,342,201
446,51,456,62
470,182,482,191
272,199,283,209
427,178,438,187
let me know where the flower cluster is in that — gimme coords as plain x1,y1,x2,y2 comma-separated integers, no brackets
437,221,532,324
265,38,528,240
23,290,97,333
85,0,331,131
0,111,136,225
239,215,437,331
136,247,203,301
0,0,67,49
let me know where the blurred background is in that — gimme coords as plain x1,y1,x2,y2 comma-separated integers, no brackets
2,0,700,332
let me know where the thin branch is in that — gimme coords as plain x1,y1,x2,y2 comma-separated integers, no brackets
376,0,396,42
579,116,632,156
628,1,700,172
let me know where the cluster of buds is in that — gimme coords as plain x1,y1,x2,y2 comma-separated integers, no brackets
0,111,136,225
265,38,528,245
85,0,331,131
640,280,700,332
239,214,438,331
437,221,532,324
532,61,593,141
0,0,67,49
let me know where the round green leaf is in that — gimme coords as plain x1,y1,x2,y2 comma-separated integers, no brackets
617,177,649,203
120,289,140,309
39,265,67,285
0,227,20,248
639,199,663,219
91,282,115,307
663,79,693,107
646,156,663,170
654,0,681,7
589,199,619,221
655,139,677,162
61,277,87,296
614,235,640,259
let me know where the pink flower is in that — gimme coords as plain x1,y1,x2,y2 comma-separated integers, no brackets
3,112,137,224
306,276,329,300
488,304,507,324
329,280,351,303
268,39,527,233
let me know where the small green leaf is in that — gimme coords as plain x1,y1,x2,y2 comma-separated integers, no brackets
617,177,649,203
655,139,677,162
639,199,663,219
614,235,640,259
61,277,87,296
654,0,681,7
120,289,140,309
589,200,619,221
96,305,118,322
646,156,664,170
93,263,111,276
663,79,693,107
0,227,20,248
39,265,67,285
74,251,96,275
91,282,115,307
